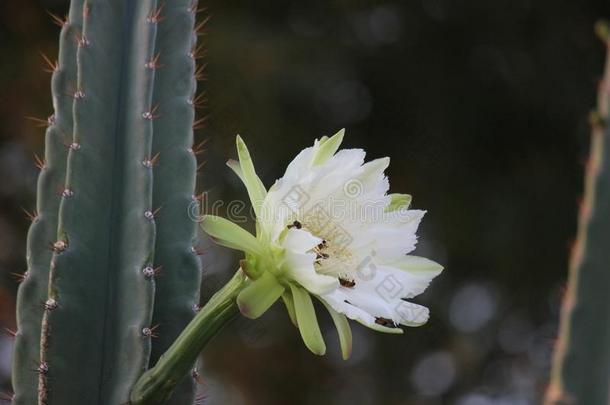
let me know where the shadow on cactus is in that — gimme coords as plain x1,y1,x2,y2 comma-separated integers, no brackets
11,1,443,404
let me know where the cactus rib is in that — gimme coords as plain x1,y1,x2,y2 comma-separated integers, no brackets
39,1,159,403
148,1,203,403
11,1,84,404
546,21,610,405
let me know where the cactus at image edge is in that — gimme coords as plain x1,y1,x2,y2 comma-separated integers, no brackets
546,21,610,405
11,0,204,404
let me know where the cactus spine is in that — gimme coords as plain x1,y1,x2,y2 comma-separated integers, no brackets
12,1,203,404
546,22,610,405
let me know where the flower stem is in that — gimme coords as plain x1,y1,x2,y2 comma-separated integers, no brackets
130,270,248,404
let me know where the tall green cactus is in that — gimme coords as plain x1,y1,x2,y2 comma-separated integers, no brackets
12,1,203,404
546,22,610,405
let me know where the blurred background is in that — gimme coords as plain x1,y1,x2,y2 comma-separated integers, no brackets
1,0,610,404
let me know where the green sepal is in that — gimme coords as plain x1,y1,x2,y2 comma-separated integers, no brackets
290,284,326,356
311,129,344,166
200,215,262,255
281,291,298,327
385,193,412,212
236,271,285,319
226,159,245,184
235,135,267,219
317,298,352,360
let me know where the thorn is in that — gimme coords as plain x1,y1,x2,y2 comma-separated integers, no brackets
147,4,164,24
194,15,211,36
2,327,17,338
21,207,38,222
193,116,207,130
26,115,54,128
189,2,207,14
142,324,160,338
191,139,208,155
142,152,160,168
83,3,91,18
196,160,207,172
192,246,204,256
72,89,85,99
44,298,58,311
34,153,46,170
142,104,160,120
68,142,81,151
10,271,29,283
0,391,14,403
194,63,207,81
47,11,68,27
145,52,163,70
188,92,207,109
39,52,59,73
188,43,206,60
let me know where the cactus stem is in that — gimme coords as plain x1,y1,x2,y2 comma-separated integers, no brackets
130,270,248,404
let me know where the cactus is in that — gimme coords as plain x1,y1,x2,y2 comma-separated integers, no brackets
12,0,203,404
546,22,610,405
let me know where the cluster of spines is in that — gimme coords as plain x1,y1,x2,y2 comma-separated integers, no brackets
12,0,209,404
546,21,610,405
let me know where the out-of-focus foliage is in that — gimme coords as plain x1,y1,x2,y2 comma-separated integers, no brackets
1,0,609,403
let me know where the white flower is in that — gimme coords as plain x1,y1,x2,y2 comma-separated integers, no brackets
201,130,443,359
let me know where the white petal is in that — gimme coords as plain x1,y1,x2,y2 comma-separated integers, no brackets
282,228,322,253
320,290,403,334
283,249,338,295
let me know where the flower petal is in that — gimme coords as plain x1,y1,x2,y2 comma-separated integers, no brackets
311,128,344,166
320,291,403,334
200,215,263,255
283,228,322,253
290,284,326,355
284,249,338,295
237,271,285,319
236,135,267,219
317,297,352,360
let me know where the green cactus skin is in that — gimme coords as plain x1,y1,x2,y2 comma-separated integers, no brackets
546,22,610,405
13,0,204,402
11,2,84,404
37,0,162,403
148,1,202,403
